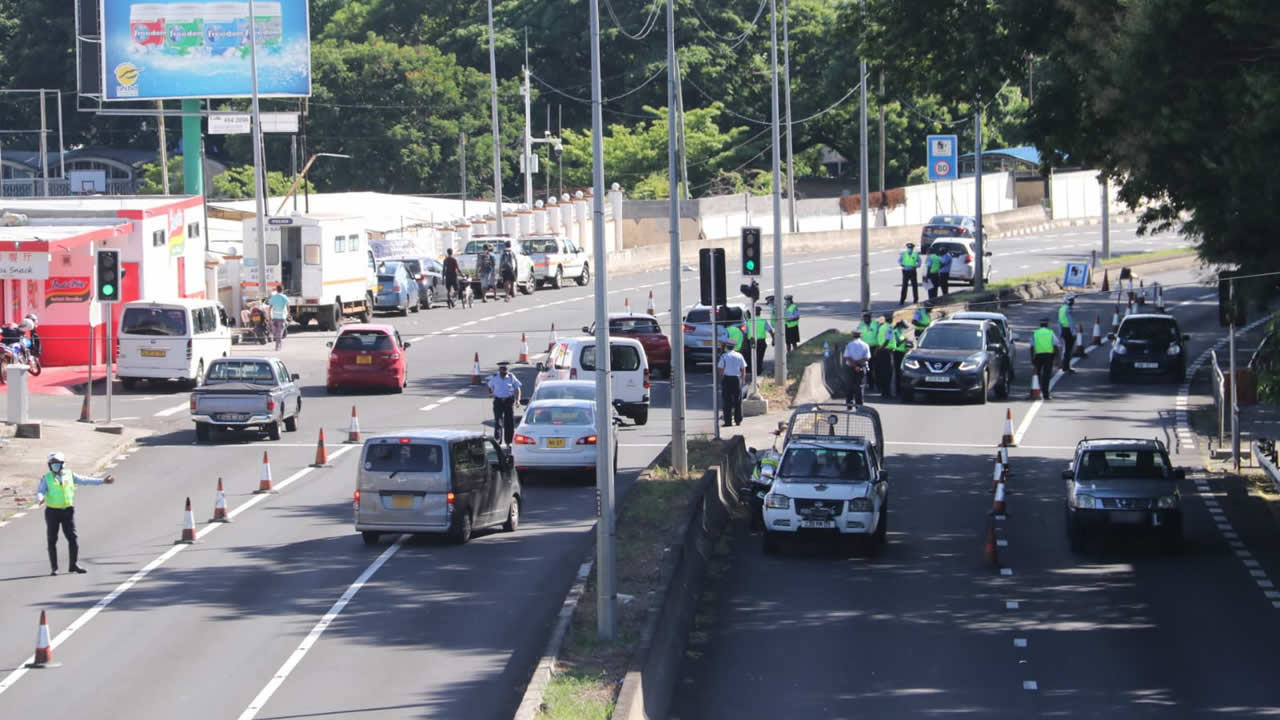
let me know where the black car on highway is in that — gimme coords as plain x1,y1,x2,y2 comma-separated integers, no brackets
919,214,976,253
1107,313,1189,382
900,319,1011,404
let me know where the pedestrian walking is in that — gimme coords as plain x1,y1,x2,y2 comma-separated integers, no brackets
499,242,517,301
937,248,953,296
36,451,116,575
889,319,909,396
442,248,461,308
1059,294,1077,373
842,333,872,408
784,295,801,352
717,339,747,426
749,305,773,376
898,242,920,304
925,250,944,301
266,284,290,351
874,312,895,396
487,361,522,445
477,244,495,302
1032,317,1062,401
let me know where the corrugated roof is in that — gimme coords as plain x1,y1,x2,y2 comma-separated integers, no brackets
958,146,1041,166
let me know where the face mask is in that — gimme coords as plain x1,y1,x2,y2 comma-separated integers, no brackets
49,463,64,473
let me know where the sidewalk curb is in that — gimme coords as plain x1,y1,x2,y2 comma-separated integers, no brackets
512,551,596,720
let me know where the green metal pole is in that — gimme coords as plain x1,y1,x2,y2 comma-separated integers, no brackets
181,99,203,195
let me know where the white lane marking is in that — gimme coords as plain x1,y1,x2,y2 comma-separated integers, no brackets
1019,265,1031,270
461,320,478,327
1006,600,1020,609
1023,681,1039,691
0,444,356,697
420,403,440,412
1014,638,1028,648
154,401,190,417
407,336,425,343
236,536,405,720
452,387,470,396
438,396,457,405
12,512,25,519
441,326,459,332
620,443,671,448
1001,568,1014,576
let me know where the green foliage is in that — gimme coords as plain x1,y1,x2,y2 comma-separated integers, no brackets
136,157,185,195
905,166,929,186
211,165,312,200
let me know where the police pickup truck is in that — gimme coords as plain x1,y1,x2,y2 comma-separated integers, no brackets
761,404,888,554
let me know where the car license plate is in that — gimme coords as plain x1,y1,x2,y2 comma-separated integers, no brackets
799,520,835,529
140,348,166,357
217,413,248,422
925,375,949,383
700,340,712,347
546,437,566,449
391,494,414,510
1135,362,1159,369
1110,510,1147,524
356,355,373,365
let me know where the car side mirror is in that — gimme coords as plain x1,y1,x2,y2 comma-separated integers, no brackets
535,362,545,372
325,341,333,348
1174,468,1187,480
581,326,591,334
1062,469,1074,480
879,470,889,482
1106,332,1116,341
403,342,411,349
1182,334,1190,342
520,398,530,406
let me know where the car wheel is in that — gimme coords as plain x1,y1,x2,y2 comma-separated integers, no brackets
450,509,473,544
361,531,381,546
763,530,780,554
551,267,564,290
578,264,590,286
195,422,211,442
503,496,520,532
996,369,1011,400
631,407,648,426
399,302,409,317
283,406,299,432
874,500,889,543
976,374,989,405
321,303,341,331
122,377,138,391
1066,509,1085,553
901,387,914,403
410,297,420,313
266,420,282,441
523,274,536,294
187,360,205,389
422,287,433,310
360,295,373,323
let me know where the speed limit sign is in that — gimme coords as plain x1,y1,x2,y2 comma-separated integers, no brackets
933,159,951,178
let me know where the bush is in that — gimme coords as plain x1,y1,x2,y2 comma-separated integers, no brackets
906,166,929,186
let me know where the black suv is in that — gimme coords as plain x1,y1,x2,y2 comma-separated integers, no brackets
899,319,1012,404
1108,313,1189,382
1063,438,1186,552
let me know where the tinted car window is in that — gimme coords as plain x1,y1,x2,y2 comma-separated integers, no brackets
686,307,745,324
1077,450,1168,480
534,385,596,401
580,344,642,371
928,215,966,226
930,242,967,257
205,360,276,383
610,318,662,334
398,259,422,276
336,331,393,351
778,447,869,482
525,407,594,425
122,307,188,336
1119,318,1179,342
919,325,984,350
364,443,444,473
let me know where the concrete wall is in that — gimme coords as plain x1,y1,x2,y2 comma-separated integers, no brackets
1050,169,1127,220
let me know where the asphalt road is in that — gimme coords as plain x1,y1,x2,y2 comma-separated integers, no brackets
0,220,1192,719
671,268,1280,718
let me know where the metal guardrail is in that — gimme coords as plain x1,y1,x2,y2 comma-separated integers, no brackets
1211,349,1226,447
1253,438,1279,493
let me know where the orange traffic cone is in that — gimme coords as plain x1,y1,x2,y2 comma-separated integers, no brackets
1001,408,1015,447
77,392,90,423
471,352,482,386
547,323,558,353
1074,325,1086,358
1029,373,1042,400
1092,316,1102,346
26,611,59,668
519,333,530,364
254,451,275,493
1101,269,1110,292
646,290,656,316
312,428,329,468
175,497,197,544
1112,304,1120,329
984,517,999,567
210,478,230,522
624,297,631,314
345,406,362,443
992,477,1007,517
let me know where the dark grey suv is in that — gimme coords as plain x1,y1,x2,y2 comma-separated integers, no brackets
899,319,1012,404
1063,438,1186,552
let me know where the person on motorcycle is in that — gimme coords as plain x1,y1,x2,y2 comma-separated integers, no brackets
23,313,40,357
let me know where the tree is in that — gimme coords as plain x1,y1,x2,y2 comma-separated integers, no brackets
136,158,184,195
211,165,312,200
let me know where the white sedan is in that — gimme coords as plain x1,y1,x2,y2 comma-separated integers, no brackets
511,398,617,482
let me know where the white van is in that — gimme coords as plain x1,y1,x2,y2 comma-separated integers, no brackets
117,299,232,389
535,336,650,425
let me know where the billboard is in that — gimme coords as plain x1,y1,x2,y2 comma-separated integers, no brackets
101,0,311,101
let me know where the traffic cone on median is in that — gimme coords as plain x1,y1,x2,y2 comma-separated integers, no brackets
175,497,197,544
1155,283,1164,311
1112,304,1121,329
210,478,230,522
77,392,90,423
1029,373,1042,400
26,611,58,669
1001,408,1016,447
346,406,362,443
1101,269,1110,292
999,445,1010,475
547,323,558,353
1074,325,1087,358
312,428,329,468
646,290,656,316
984,517,1000,567
992,476,1008,517
519,333,530,364
624,297,631,314
1092,317,1102,346
254,451,276,494
470,352,482,386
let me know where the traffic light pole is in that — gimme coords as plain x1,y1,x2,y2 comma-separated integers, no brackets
666,0,688,474
105,302,113,423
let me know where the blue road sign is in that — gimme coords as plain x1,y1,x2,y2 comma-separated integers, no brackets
1063,261,1091,288
927,134,958,181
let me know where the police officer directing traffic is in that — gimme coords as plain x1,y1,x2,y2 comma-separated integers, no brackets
487,362,522,445
1032,317,1063,401
717,337,747,426
37,451,116,575
898,242,920,305
784,295,800,352
1059,294,1077,373
749,305,773,375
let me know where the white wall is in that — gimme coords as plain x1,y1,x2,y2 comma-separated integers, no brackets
1049,169,1126,220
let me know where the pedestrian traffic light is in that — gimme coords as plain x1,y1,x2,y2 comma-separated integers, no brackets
698,248,726,306
96,249,121,303
740,226,762,276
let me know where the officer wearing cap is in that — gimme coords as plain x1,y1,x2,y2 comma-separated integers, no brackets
1032,317,1062,400
1059,294,1077,373
36,451,116,575
898,242,920,304
784,295,800,352
487,362,522,445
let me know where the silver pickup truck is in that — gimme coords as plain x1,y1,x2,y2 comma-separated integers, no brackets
457,237,537,295
190,357,303,442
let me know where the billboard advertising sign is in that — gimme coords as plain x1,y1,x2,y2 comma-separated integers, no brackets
101,0,311,101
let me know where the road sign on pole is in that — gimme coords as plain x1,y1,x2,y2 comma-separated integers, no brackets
927,134,959,181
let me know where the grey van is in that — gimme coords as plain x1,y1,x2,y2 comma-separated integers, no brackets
354,430,521,545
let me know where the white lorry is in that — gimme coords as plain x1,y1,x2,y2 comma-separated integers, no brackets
456,236,538,296
241,213,376,331
519,235,590,289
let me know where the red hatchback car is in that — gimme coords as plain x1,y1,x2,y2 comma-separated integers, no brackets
583,313,672,378
326,324,411,393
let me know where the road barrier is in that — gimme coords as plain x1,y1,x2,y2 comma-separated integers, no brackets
1210,349,1226,448
519,333,530,364
1002,409,1015,447
346,406,362,443
1254,438,1280,494
254,451,275,493
26,611,57,669
312,428,329,468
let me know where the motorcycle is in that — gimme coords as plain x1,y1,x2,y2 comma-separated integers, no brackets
745,421,787,530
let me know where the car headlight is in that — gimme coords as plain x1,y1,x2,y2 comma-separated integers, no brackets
1156,495,1178,509
765,493,790,509
848,497,874,512
958,355,982,371
903,358,920,370
1166,344,1180,356
1074,493,1097,509
1113,343,1128,355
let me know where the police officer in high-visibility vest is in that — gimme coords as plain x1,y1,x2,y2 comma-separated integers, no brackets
1032,317,1062,401
874,312,895,396
783,295,800,352
749,305,773,376
899,242,921,305
925,250,944,300
1059,294,1077,373
857,312,881,389
36,451,116,575
911,306,932,341
889,319,910,395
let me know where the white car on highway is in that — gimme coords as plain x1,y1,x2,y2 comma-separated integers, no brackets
511,399,617,482
929,237,993,286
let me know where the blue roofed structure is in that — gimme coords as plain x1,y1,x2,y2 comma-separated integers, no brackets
958,146,1041,177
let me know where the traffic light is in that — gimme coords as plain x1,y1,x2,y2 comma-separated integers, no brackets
96,249,121,303
740,226,762,276
1218,269,1246,327
740,280,759,301
698,248,726,306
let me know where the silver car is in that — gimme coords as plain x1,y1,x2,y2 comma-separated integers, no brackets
511,399,617,482
1063,438,1186,552
928,238,992,286
682,303,748,368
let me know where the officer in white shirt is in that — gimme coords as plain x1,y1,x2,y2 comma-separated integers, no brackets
842,335,872,408
717,339,747,427
487,362,522,445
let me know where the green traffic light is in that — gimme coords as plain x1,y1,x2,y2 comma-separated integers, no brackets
745,260,756,270
102,284,115,296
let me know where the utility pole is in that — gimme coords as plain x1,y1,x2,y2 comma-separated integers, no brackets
247,0,267,297
666,0,687,473
770,0,787,384
674,56,691,200
588,0,617,642
486,0,504,227
858,0,870,313
558,105,564,197
878,70,886,225
460,132,468,217
1230,279,1240,471
1100,175,1110,260
157,101,170,193
38,89,48,197
782,0,798,232
522,31,534,208
973,104,985,291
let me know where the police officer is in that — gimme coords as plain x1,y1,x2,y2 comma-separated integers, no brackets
749,305,773,375
857,312,881,389
487,362,522,445
889,319,910,395
784,295,800,352
842,332,872,408
899,242,921,304
1059,294,1077,373
37,451,116,575
717,337,747,426
925,249,944,300
911,306,932,341
937,247,954,296
1032,317,1062,401
874,312,895,396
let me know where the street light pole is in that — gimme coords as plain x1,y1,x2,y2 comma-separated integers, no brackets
247,0,267,297
973,105,985,291
858,3,870,313
770,0,787,384
486,0,504,226
666,0,688,474
782,0,797,233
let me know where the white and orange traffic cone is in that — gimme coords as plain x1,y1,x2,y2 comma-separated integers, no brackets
992,477,1007,517
646,290,656,316
346,406,362,443
26,611,59,668
254,451,275,494
312,428,329,468
77,392,90,423
1074,325,1086,358
1138,279,1147,306
984,517,1000,567
175,497,197,544
471,352,482,386
1029,373,1042,400
1155,283,1164,311
519,333,530,364
624,297,631,314
210,478,230,522
999,444,1010,474
1112,304,1121,329
1001,408,1015,447
1125,299,1133,318
547,323,558,353
1092,316,1102,346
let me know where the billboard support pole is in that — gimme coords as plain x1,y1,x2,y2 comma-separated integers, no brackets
182,100,204,195
247,0,268,300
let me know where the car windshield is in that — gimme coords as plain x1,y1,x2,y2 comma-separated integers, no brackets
520,239,559,254
1077,449,1169,480
121,307,187,336
525,406,593,425
919,324,984,350
610,318,662,334
205,360,276,384
1119,318,1179,342
686,307,745,324
364,443,444,473
535,385,596,401
335,331,393,351
777,447,870,483
463,241,489,254
928,215,966,226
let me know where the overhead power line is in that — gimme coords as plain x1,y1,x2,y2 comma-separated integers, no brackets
688,0,770,50
602,0,664,40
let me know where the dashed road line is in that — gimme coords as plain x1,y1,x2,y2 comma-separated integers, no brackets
154,401,189,417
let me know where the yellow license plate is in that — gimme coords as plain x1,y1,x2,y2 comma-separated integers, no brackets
546,437,566,449
140,349,167,357
356,355,373,365
391,494,413,509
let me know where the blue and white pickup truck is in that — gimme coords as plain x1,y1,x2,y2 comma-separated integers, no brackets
190,357,303,442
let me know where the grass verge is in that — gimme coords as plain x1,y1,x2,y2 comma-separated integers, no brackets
942,248,1196,307
537,436,722,719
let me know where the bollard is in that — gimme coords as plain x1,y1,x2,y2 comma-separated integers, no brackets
7,363,30,425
